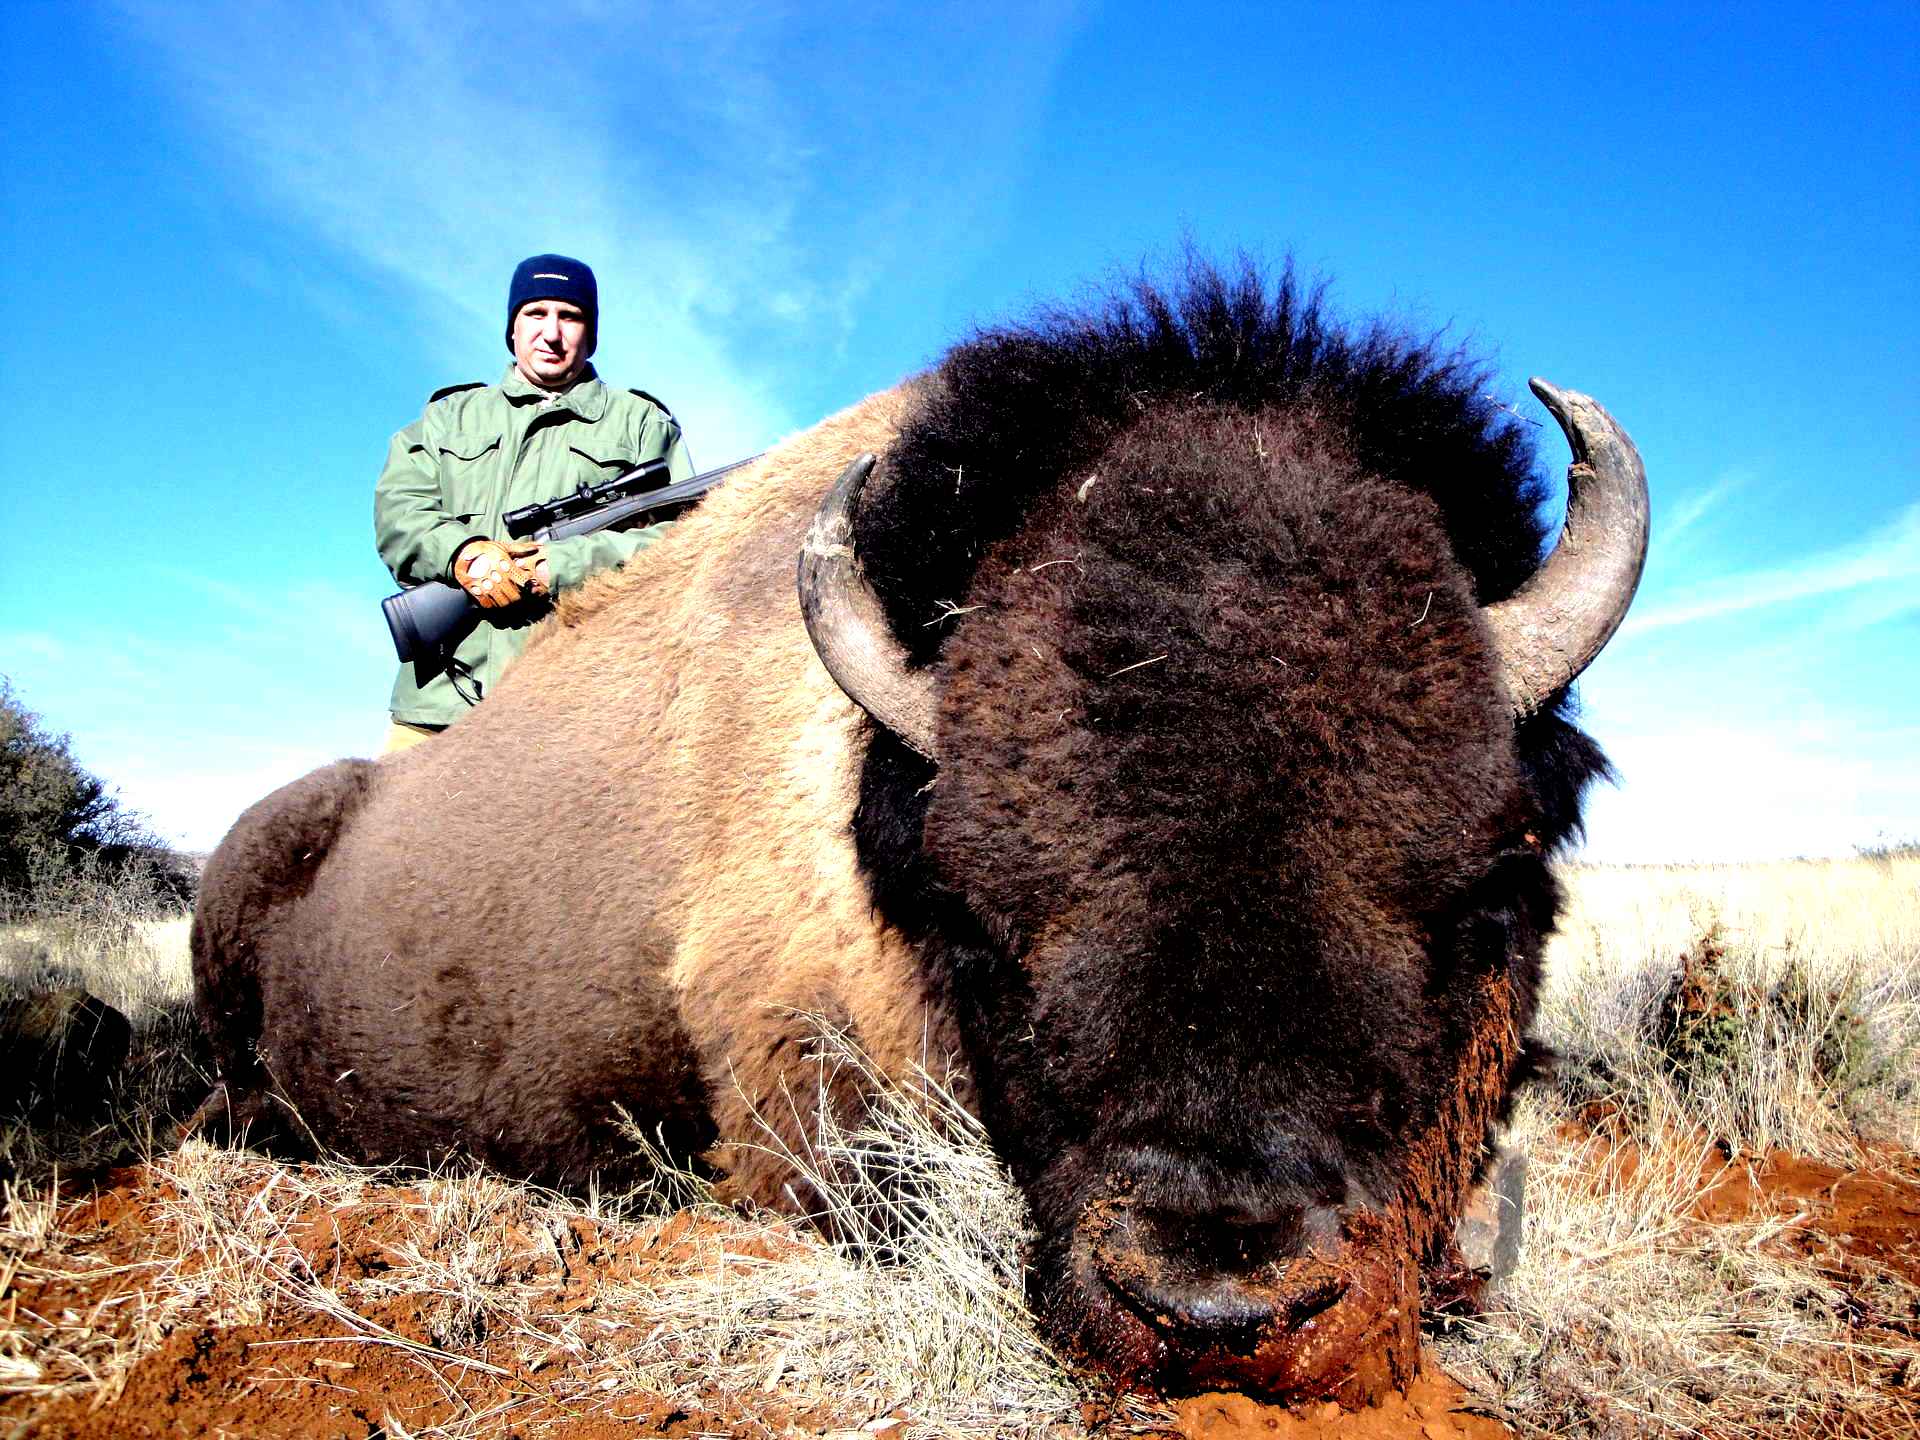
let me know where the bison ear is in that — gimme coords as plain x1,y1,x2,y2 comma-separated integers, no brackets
1483,381,1650,716
799,453,942,759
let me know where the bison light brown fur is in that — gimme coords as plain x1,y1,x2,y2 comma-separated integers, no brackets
193,261,1646,1403
195,385,936,1203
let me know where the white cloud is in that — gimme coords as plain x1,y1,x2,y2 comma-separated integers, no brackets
1659,469,1747,550
1622,500,1920,636
68,2,1085,849
3,634,68,667
1577,721,1920,864
114,1,1083,458
3,572,394,852
116,0,796,458
111,745,355,853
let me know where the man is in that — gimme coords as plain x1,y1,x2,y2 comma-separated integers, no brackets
375,254,692,751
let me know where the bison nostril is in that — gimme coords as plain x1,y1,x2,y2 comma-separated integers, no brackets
1090,1197,1355,1345
1130,1201,1341,1273
1097,1243,1354,1347
1275,1268,1348,1325
1163,1286,1277,1337
1101,1258,1279,1340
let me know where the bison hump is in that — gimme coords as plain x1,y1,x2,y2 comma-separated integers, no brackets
196,759,381,938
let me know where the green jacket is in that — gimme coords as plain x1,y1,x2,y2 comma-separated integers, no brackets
375,365,693,726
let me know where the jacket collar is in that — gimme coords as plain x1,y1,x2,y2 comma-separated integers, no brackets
500,363,606,421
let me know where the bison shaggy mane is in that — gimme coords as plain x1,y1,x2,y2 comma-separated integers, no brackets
842,260,1615,1386
855,255,1608,869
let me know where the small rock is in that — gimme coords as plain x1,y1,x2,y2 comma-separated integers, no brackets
0,987,132,1117
1454,1145,1527,1287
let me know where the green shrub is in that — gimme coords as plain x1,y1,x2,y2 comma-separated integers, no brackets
0,677,195,912
1654,922,1748,1084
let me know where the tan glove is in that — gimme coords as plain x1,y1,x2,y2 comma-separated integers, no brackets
453,539,533,608
501,539,552,597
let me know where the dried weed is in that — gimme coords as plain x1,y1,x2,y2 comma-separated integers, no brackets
1441,856,1920,1437
5,857,1918,1437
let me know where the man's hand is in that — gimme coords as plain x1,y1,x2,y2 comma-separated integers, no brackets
502,539,552,597
454,539,534,608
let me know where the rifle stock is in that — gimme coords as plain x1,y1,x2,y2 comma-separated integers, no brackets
380,453,756,664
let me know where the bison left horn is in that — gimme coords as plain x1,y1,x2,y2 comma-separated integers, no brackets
799,453,941,759
1483,380,1650,716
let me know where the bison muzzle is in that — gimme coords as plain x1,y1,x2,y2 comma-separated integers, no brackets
192,260,1647,1403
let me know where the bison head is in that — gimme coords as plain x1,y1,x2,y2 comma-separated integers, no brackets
799,267,1645,1400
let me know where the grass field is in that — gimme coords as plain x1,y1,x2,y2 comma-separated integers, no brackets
3,857,1917,1437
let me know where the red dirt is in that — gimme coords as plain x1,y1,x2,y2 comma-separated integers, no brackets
1172,1368,1508,1440
1561,1116,1920,1289
1694,1149,1920,1287
6,1144,1918,1439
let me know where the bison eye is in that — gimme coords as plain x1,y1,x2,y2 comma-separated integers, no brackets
1441,848,1556,970
1458,909,1515,967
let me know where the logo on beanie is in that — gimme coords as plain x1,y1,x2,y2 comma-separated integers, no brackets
533,273,570,281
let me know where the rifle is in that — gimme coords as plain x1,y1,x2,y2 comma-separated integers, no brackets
381,453,757,664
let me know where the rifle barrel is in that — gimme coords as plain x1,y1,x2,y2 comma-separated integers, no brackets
380,451,762,663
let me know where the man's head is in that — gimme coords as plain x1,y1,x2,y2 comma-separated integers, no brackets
507,254,597,389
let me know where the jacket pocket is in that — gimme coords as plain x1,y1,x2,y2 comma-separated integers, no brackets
434,431,502,511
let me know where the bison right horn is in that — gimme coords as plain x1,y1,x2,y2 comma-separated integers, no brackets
1482,380,1650,716
799,453,942,759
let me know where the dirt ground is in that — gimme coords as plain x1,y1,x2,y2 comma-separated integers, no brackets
6,1143,1916,1440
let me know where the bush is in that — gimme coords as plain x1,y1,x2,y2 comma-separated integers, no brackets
0,678,195,911
1855,833,1920,868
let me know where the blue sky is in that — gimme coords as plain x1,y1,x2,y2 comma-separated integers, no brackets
2,1,1915,861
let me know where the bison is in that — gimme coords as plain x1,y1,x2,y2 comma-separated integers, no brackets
192,260,1647,1403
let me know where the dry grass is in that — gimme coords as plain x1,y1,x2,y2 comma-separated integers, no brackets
1,1021,1086,1437
1546,856,1920,1157
1440,856,1920,1437
1,870,206,1183
3,857,1917,1436
1440,1100,1918,1437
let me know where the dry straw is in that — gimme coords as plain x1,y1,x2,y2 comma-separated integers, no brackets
1441,855,1920,1437
5,856,1918,1437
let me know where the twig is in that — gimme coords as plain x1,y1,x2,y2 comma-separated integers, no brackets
246,1330,515,1379
923,601,984,627
1486,392,1544,428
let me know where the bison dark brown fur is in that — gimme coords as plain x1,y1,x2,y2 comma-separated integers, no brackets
193,259,1631,1403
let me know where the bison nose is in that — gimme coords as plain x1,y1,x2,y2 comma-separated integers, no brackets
1091,1201,1347,1341
1111,1266,1279,1341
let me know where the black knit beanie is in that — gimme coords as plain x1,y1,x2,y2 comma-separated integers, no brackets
506,254,598,356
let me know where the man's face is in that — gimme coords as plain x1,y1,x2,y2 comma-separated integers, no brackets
511,299,591,389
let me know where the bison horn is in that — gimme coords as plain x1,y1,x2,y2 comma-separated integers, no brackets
1483,379,1650,716
799,453,942,759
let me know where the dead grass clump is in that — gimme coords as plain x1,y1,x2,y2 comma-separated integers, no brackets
1439,1096,1919,1438
637,1018,1077,1426
1441,856,1920,1437
2,1023,1083,1437
1,878,205,1185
